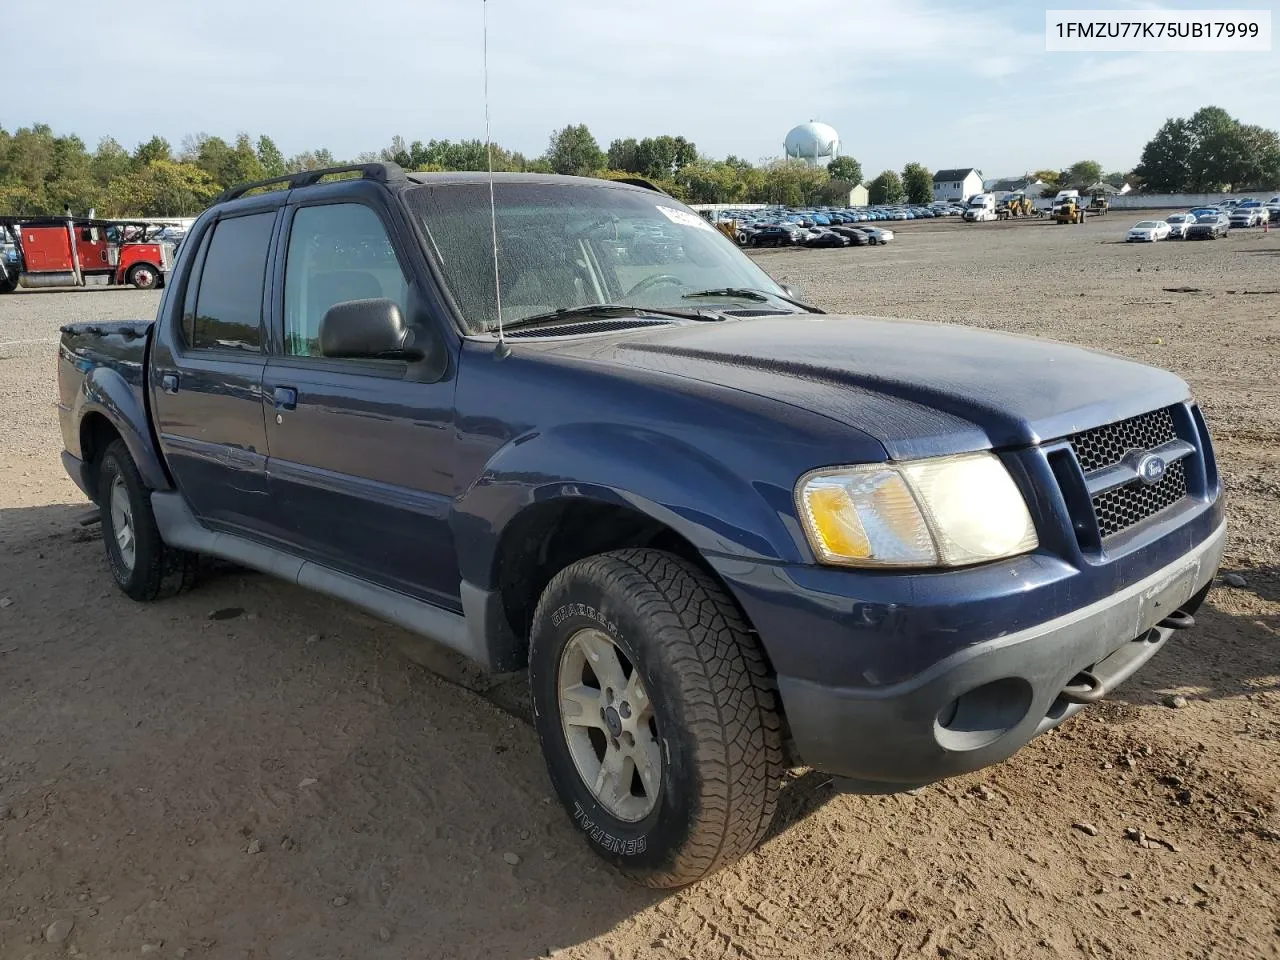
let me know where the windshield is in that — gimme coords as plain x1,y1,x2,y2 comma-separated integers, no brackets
1196,214,1219,222
1134,221,1160,228
405,181,788,334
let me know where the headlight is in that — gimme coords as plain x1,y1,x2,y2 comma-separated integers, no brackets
796,452,1038,568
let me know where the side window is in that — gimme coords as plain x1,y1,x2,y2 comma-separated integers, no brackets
283,204,409,358
189,212,274,352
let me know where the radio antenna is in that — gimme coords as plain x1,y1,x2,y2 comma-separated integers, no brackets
483,0,509,359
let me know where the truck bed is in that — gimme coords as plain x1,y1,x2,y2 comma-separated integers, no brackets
59,320,154,388
57,319,157,499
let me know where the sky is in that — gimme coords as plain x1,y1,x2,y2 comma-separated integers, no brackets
7,0,1279,180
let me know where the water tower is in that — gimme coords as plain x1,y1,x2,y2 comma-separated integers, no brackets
784,121,840,166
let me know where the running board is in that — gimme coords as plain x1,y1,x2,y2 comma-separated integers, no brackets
150,492,491,667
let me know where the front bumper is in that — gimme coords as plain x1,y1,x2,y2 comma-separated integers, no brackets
713,519,1226,792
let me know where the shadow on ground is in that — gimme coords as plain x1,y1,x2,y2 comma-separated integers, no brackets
3,502,1274,958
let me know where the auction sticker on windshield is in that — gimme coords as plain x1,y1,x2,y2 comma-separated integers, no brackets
656,205,716,232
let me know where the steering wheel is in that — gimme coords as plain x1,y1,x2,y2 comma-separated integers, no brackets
624,274,684,298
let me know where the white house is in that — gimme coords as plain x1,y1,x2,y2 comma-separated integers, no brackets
932,168,984,202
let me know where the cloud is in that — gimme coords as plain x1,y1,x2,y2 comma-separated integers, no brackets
3,0,1274,178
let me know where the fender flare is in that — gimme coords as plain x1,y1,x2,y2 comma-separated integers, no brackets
73,365,171,492
451,422,799,592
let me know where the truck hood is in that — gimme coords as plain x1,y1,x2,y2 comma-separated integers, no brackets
549,314,1189,460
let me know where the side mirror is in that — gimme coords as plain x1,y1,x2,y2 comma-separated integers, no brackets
320,298,424,360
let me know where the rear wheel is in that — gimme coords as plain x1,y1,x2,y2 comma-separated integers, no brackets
97,439,199,600
529,549,783,887
0,273,16,295
127,264,159,290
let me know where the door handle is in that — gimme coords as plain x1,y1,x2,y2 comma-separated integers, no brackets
273,386,298,411
161,373,179,394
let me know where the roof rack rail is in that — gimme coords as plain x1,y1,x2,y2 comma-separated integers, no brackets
214,162,408,204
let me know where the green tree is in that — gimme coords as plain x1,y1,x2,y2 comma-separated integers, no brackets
543,124,605,177
224,133,265,187
1237,124,1280,189
901,162,932,204
1102,170,1128,189
91,137,132,185
4,125,57,189
103,161,219,217
673,160,752,203
1065,160,1103,188
624,136,698,179
867,169,905,205
256,135,286,178
1185,106,1243,191
286,148,337,172
757,160,829,206
607,137,640,172
1135,106,1280,191
826,156,862,184
133,136,171,166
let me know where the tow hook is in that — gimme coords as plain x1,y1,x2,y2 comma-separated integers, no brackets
1157,608,1195,630
1060,604,1197,706
1061,670,1106,704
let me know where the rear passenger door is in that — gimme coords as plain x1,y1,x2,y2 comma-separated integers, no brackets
149,207,280,536
261,197,460,610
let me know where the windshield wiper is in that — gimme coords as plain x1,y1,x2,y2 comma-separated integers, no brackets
680,287,824,313
498,303,712,332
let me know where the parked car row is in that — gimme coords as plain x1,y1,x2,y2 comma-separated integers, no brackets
742,222,897,249
1126,199,1279,242
709,201,962,249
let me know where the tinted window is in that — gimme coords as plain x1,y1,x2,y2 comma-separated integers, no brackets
190,212,274,352
282,203,409,357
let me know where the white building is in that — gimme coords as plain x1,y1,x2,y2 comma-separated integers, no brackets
932,168,984,202
988,176,1051,197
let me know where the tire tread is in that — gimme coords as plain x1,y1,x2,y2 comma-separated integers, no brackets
100,440,198,601
535,548,783,887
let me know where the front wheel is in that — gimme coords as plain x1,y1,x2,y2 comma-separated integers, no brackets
127,264,159,290
529,549,783,887
97,439,199,600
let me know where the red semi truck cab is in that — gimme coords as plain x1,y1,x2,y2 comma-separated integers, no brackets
0,218,174,293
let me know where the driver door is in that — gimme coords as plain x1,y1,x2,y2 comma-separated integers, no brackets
262,198,460,609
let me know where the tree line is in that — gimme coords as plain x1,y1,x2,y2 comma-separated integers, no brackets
1,105,1274,218
1134,106,1280,193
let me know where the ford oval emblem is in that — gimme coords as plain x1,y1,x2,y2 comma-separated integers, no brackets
1137,454,1167,485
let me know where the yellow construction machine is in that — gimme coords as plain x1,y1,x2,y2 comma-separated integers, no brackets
1087,192,1111,215
1054,198,1087,224
997,193,1039,219
714,220,740,243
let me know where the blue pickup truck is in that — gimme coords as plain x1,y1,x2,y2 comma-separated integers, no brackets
57,164,1225,887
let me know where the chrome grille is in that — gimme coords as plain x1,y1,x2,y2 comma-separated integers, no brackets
1091,458,1188,537
1070,407,1177,473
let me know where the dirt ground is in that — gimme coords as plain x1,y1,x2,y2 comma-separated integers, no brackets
1,215,1276,960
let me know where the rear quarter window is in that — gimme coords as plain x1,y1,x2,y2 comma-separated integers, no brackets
188,212,275,352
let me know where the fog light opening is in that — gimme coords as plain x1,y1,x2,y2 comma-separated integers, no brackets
934,677,1034,752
